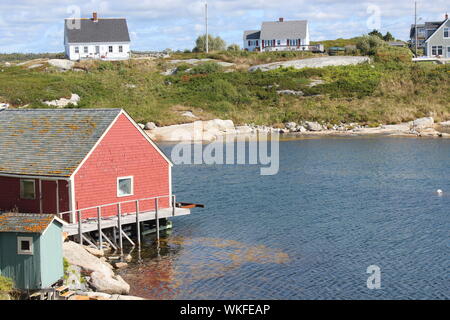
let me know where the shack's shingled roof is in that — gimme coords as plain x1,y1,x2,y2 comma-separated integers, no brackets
243,30,261,40
0,213,61,233
0,109,122,177
64,18,130,43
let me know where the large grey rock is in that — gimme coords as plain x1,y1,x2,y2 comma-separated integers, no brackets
285,122,297,131
305,121,323,131
63,241,113,276
411,117,434,130
44,93,80,108
147,119,235,142
277,90,304,96
64,265,89,291
144,122,156,130
89,272,130,295
249,56,370,72
439,120,450,127
48,59,75,70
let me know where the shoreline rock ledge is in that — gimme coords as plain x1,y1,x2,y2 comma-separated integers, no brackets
63,241,130,295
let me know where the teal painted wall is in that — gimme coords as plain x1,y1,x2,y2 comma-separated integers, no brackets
0,232,41,290
39,222,64,288
0,220,63,290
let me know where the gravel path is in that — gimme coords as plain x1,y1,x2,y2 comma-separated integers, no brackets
249,56,370,72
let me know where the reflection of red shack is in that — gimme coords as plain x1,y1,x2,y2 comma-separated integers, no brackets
0,109,178,224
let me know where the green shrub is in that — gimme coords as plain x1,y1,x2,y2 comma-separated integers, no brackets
0,276,14,294
357,35,386,55
374,46,413,63
189,62,222,75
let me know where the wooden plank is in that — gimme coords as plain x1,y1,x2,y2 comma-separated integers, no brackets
121,230,135,247
101,231,117,251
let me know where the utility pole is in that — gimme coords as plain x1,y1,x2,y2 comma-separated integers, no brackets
205,2,209,53
415,1,418,57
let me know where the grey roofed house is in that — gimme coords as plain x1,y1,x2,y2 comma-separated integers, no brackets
260,20,308,39
243,30,261,40
64,18,130,43
0,109,122,177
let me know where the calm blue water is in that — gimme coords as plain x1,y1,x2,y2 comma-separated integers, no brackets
122,137,449,300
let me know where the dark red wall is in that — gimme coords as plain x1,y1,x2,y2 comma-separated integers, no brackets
0,176,70,214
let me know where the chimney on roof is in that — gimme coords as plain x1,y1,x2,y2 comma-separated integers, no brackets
92,12,98,22
279,17,284,22
446,13,448,20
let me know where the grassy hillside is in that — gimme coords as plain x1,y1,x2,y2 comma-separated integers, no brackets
0,49,449,127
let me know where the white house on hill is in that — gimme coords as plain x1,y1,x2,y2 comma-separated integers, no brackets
64,12,131,61
244,18,321,52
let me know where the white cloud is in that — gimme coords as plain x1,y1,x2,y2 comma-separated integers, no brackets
0,0,448,52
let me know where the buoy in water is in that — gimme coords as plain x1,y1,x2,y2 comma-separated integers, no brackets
437,189,443,195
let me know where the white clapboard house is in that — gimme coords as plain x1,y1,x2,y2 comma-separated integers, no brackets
64,12,131,61
244,18,323,52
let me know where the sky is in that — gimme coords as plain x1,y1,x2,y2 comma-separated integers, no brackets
0,0,448,53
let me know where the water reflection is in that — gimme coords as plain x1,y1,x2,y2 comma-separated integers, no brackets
121,232,289,300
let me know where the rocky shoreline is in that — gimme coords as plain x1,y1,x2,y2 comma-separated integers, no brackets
62,240,144,300
143,117,450,142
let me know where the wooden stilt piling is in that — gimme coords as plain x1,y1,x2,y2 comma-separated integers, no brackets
135,200,141,248
117,203,123,255
97,207,102,251
155,198,160,241
78,211,82,245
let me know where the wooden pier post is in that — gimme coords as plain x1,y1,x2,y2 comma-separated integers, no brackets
97,207,102,251
78,210,82,245
155,198,160,241
172,195,176,216
135,200,141,248
117,203,123,255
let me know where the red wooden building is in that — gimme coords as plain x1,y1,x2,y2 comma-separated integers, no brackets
0,109,176,224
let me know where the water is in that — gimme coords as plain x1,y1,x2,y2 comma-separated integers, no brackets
120,137,449,300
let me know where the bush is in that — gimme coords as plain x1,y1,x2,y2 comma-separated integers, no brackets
374,46,413,63
0,276,14,294
189,62,222,75
357,35,385,55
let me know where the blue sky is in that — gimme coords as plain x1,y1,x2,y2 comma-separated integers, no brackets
0,0,448,53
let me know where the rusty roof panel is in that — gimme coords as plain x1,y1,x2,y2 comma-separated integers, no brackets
0,212,58,233
0,109,122,177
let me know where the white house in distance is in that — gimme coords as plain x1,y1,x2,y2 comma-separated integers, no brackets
243,18,322,52
64,12,131,61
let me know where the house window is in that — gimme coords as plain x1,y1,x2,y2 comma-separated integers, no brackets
119,45,123,53
444,28,449,38
95,46,100,54
83,46,88,54
17,237,33,255
109,46,113,53
432,46,443,56
20,179,35,200
74,46,79,54
117,176,133,197
256,40,258,46
277,40,281,46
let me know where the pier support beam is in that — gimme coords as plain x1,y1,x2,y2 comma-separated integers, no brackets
97,207,102,251
135,200,141,248
155,198,160,241
117,204,123,255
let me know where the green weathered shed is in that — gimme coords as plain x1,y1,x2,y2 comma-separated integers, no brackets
0,213,65,290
